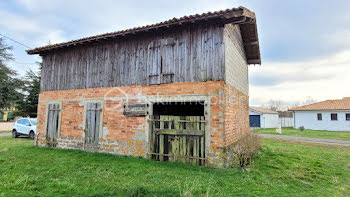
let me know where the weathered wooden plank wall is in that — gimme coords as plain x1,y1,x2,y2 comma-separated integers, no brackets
41,23,225,91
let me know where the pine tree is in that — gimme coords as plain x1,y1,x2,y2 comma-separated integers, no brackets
15,68,41,117
0,38,23,109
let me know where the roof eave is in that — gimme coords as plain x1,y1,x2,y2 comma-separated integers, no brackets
26,7,261,64
289,109,350,111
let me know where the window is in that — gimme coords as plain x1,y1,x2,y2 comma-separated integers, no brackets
30,119,37,125
23,119,30,126
317,113,322,120
346,113,350,121
331,113,338,121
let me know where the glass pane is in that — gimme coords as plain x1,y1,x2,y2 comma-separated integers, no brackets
23,119,30,125
31,119,37,125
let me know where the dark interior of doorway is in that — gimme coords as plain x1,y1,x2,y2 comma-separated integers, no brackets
152,102,204,116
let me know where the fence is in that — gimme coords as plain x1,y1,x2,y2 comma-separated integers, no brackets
279,117,294,127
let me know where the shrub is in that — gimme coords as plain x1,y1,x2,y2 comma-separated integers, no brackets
228,133,262,168
299,126,305,131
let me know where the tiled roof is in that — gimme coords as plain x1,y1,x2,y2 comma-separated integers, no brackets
250,106,278,114
26,6,261,64
289,97,350,111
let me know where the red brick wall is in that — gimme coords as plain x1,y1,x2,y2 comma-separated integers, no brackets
36,81,249,166
37,81,225,145
224,83,249,146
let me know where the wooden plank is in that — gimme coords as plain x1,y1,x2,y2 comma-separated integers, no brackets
155,129,203,136
200,116,205,165
148,117,154,159
196,137,200,165
192,137,197,164
159,116,165,161
152,117,157,160
187,136,191,163
148,153,206,160
90,103,96,144
86,103,92,144
46,104,53,141
94,103,101,145
51,104,58,141
159,134,164,161
176,135,180,162
47,104,55,142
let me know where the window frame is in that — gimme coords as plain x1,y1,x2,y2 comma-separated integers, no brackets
330,113,338,121
317,113,322,121
346,113,350,121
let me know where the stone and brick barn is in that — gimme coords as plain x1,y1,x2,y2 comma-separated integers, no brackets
27,6,261,167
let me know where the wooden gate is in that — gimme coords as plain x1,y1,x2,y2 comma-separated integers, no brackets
149,115,205,165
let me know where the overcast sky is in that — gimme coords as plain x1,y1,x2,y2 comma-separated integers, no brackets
1,0,350,106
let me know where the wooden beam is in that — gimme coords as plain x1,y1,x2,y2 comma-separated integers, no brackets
155,129,204,136
247,59,261,65
244,41,258,46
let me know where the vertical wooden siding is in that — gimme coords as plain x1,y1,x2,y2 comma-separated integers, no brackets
41,24,225,91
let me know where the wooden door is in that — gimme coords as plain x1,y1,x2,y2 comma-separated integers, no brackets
46,103,60,147
85,103,102,147
149,115,205,165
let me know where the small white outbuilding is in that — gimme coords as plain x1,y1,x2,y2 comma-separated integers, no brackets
249,106,279,128
289,97,350,131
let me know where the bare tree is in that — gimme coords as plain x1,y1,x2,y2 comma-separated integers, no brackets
303,96,316,105
268,99,282,111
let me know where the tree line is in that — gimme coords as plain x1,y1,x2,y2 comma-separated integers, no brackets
0,38,40,118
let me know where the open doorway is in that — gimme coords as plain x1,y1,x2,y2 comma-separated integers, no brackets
153,102,204,116
149,101,206,165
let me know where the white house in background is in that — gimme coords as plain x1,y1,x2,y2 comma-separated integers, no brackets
249,106,279,128
289,97,350,131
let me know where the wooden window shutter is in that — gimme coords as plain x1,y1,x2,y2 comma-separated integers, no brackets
85,103,102,145
46,103,61,143
147,39,175,85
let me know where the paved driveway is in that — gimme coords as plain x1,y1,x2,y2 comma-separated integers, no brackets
258,134,350,146
0,132,11,137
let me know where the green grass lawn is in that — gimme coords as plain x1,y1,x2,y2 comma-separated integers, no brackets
0,137,349,196
254,127,350,141
0,130,11,134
